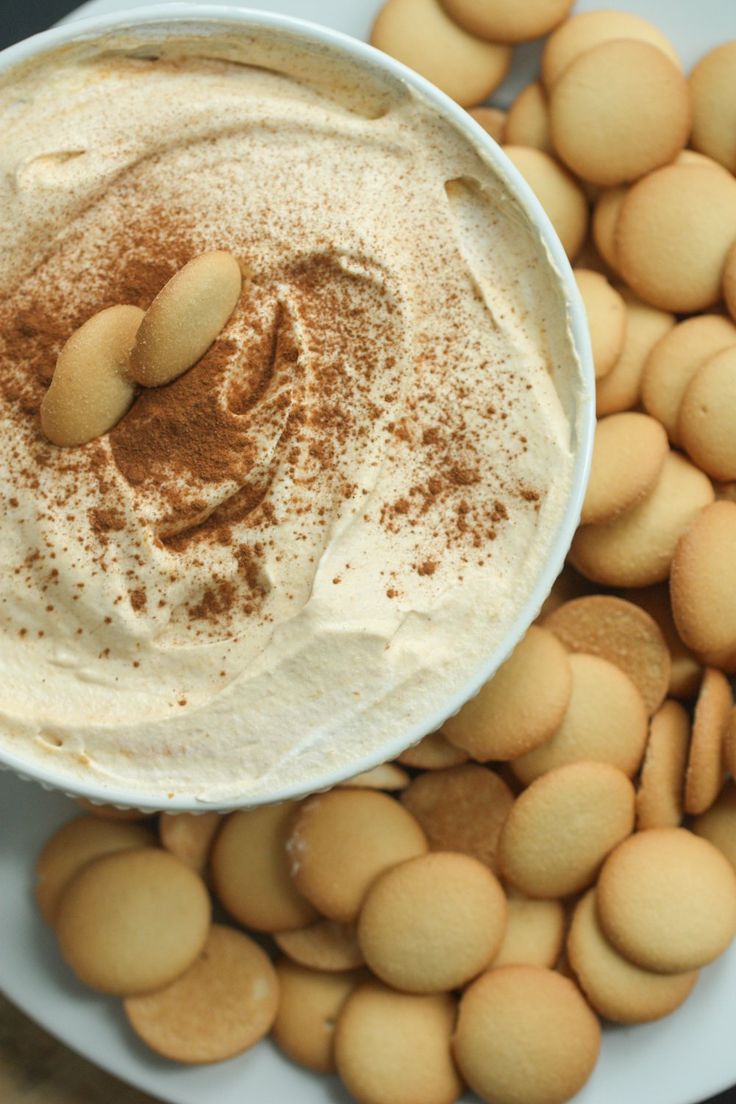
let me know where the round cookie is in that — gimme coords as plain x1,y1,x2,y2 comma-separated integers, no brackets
570,451,715,588
574,271,627,381
689,41,736,173
635,700,690,831
543,594,671,715
641,314,736,444
724,242,736,322
287,789,427,923
595,290,674,417
210,803,317,933
670,501,736,672
398,729,469,769
443,626,572,761
679,346,736,481
358,852,507,992
684,668,732,817
542,10,680,89
273,960,362,1073
159,812,221,874
693,781,736,871
505,83,552,154
580,413,668,527
370,0,512,108
592,187,626,272
616,164,736,313
338,763,410,791
56,848,211,995
502,146,588,260
568,890,698,1025
124,925,278,1064
468,106,506,144
454,966,601,1104
598,828,736,973
441,0,573,44
35,816,154,925
335,981,461,1104
274,919,364,973
624,584,702,700
512,654,648,785
400,764,514,871
549,40,690,187
492,891,566,970
499,761,635,899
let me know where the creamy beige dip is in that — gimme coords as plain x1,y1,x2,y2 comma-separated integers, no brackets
0,27,581,802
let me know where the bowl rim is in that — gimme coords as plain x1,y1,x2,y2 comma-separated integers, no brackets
0,3,595,812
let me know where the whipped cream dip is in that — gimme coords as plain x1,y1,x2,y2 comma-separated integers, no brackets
0,24,583,803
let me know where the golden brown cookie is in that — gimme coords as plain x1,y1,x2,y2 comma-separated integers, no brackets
398,729,469,769
499,761,635,898
335,981,461,1104
442,0,573,43
616,164,736,313
598,828,736,974
124,925,278,1063
274,919,364,973
670,501,736,673
454,966,601,1104
492,891,566,970
541,9,680,89
358,852,507,992
574,271,627,381
371,0,512,107
592,187,627,272
685,669,732,816
210,804,317,933
468,106,507,143
580,413,668,527
679,347,736,482
728,710,736,780
159,812,221,874
400,764,514,871
635,700,690,831
505,83,552,153
36,816,154,925
568,890,698,1024
689,41,736,174
287,790,427,923
56,848,211,995
570,451,714,588
641,314,736,445
512,654,648,785
693,781,736,871
549,40,690,187
543,594,671,714
624,585,702,701
338,763,410,791
502,146,588,260
443,626,572,761
595,290,674,417
273,960,362,1073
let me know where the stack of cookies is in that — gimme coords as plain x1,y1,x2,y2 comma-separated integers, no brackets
32,4,736,1104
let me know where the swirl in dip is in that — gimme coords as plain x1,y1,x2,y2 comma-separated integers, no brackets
0,25,582,803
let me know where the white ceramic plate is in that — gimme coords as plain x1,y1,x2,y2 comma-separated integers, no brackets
3,2,736,1103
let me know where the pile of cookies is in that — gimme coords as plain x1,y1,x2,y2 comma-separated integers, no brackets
32,4,736,1104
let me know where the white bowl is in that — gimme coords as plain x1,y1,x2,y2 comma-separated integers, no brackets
0,4,595,811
